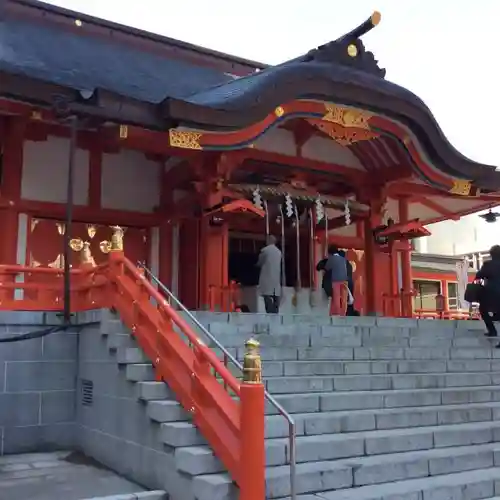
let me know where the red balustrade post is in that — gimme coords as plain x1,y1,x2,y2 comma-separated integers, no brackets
240,338,265,500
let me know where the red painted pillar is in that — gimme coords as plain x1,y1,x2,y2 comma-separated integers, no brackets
198,218,229,311
0,117,25,264
398,198,413,316
158,220,173,289
363,200,384,315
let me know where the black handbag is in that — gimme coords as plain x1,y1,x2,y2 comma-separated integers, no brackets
464,281,483,303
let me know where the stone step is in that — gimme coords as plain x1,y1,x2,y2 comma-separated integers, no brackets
106,333,137,350
265,402,500,437
228,346,500,362
278,359,500,376
202,329,495,349
116,347,149,364
100,318,129,335
191,443,500,498
177,420,500,477
297,466,500,500
265,372,500,394
83,492,168,500
135,381,173,401
151,400,500,443
157,403,500,447
125,363,154,382
190,311,485,330
147,400,191,423
266,386,500,414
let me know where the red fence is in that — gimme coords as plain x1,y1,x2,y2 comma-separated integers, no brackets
0,250,265,500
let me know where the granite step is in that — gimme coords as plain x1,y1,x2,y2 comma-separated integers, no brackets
228,346,500,362
144,386,500,424
294,466,500,500
265,386,500,414
163,402,500,444
279,359,500,376
188,443,500,498
175,420,500,478
265,372,500,394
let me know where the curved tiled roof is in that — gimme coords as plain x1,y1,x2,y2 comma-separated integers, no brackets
0,17,234,103
0,6,498,191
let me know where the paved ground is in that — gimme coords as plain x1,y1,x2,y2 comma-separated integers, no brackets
0,450,146,500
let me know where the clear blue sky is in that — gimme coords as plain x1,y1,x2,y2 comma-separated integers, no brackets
46,0,500,168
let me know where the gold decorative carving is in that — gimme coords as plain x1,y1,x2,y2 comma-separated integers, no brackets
275,106,285,117
81,242,95,266
100,241,111,254
69,238,84,252
31,111,42,121
110,226,124,251
56,223,65,235
169,129,203,150
314,120,378,146
323,104,372,130
48,254,64,269
30,218,39,232
119,125,128,139
450,179,472,196
87,224,97,239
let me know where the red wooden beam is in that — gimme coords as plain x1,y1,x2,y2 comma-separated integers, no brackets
1,198,160,227
414,196,460,221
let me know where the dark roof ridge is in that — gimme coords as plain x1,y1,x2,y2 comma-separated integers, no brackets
7,0,268,71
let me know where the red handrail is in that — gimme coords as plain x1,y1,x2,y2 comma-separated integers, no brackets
0,252,265,499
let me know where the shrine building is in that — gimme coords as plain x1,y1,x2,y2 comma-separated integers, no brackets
0,1,498,317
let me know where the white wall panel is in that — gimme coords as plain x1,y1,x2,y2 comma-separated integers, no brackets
21,137,89,205
101,149,160,213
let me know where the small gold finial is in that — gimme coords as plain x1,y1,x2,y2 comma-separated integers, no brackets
371,11,381,26
243,338,262,384
81,241,95,266
110,226,124,251
275,106,285,117
347,44,358,58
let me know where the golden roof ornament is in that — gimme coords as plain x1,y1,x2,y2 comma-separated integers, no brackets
305,10,385,78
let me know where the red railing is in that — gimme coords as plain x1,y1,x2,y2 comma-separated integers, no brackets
0,252,265,500
382,289,416,318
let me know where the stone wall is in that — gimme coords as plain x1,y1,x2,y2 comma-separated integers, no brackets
0,311,78,454
75,309,183,494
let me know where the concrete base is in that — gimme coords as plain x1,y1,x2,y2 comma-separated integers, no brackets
0,450,164,500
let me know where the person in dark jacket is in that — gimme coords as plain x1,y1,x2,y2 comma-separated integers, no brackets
317,245,345,298
476,245,500,339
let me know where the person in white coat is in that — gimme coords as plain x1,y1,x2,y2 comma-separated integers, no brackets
257,235,282,313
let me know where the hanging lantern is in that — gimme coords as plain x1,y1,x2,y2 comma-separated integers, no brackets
252,187,263,210
315,197,324,222
284,194,294,218
344,199,351,226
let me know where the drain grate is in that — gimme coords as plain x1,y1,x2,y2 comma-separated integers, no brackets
81,379,94,406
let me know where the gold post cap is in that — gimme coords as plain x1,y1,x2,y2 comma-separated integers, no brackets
245,338,260,349
371,11,381,26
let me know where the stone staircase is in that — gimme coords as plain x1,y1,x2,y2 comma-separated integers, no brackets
91,311,500,500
